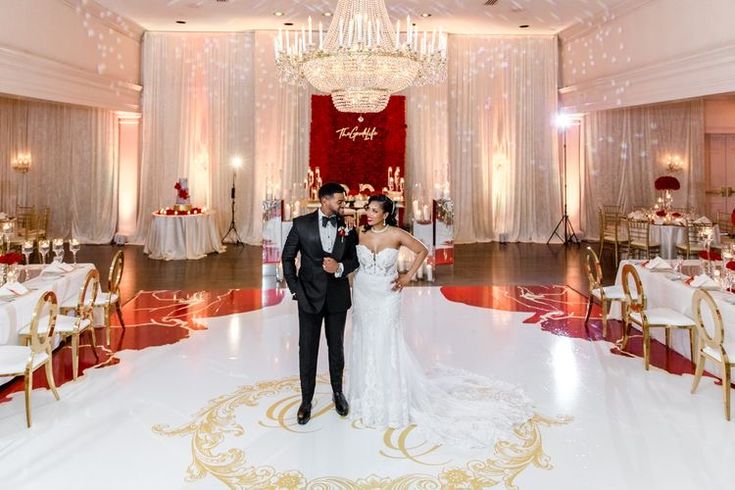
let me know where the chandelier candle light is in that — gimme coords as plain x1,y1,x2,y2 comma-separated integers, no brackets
274,0,447,113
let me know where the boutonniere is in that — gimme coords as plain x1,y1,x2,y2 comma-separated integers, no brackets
337,225,351,241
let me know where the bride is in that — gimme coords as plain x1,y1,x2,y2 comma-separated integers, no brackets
346,195,534,449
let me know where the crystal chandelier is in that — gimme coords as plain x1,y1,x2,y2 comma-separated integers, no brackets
274,0,447,113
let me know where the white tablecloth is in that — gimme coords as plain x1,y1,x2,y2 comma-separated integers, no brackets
610,260,735,368
144,211,226,260
0,264,95,347
650,224,721,259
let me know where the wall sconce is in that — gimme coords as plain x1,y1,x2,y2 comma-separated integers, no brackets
666,155,683,173
11,153,32,173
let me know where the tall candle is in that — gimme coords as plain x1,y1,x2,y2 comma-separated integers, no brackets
422,204,431,222
284,203,292,221
426,264,434,282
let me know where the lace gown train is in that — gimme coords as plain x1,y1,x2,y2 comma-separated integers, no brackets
346,245,534,450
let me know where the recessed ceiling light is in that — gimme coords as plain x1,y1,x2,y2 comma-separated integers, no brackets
323,12,333,17
283,22,294,26
176,20,187,24
420,13,432,18
519,24,530,28
273,11,285,17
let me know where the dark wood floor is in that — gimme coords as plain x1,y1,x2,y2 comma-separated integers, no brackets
78,241,615,302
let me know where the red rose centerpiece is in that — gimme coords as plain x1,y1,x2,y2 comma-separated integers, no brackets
0,252,23,265
654,176,681,191
698,250,722,262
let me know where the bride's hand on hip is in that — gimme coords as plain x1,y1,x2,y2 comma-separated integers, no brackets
392,274,410,291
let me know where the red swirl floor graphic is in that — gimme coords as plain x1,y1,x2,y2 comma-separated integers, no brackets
0,285,715,404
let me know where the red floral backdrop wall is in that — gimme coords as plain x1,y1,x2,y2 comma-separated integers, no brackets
309,95,406,194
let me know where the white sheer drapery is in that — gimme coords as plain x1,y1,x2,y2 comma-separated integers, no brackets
136,32,561,244
253,31,314,204
134,32,257,244
0,96,118,243
404,82,449,210
581,100,705,238
446,36,560,243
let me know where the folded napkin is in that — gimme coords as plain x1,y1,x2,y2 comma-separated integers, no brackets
628,211,647,220
694,216,713,225
653,217,665,225
644,256,670,270
0,282,29,297
688,274,719,289
42,262,74,275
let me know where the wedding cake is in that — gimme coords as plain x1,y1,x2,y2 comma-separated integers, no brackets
174,178,191,211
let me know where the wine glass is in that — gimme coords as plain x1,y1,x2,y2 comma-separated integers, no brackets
38,239,50,264
21,240,33,265
673,255,683,280
69,238,81,265
6,264,18,284
52,238,64,263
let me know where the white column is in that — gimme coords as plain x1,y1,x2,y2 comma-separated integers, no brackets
115,112,141,239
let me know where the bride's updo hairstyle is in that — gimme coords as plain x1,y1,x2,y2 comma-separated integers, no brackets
364,194,398,231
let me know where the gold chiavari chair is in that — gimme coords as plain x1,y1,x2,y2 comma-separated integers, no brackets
621,264,696,370
26,207,50,243
598,206,628,264
675,220,710,259
584,247,626,337
691,289,735,420
625,219,660,259
94,251,125,345
0,292,60,427
8,208,36,250
21,270,100,380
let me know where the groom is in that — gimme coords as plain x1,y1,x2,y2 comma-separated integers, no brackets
282,182,359,425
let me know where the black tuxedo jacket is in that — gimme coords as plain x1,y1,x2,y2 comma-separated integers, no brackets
282,210,359,314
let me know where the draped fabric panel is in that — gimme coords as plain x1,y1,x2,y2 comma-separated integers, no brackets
134,32,257,244
581,100,705,238
447,36,560,243
253,31,313,205
0,96,118,243
404,81,449,211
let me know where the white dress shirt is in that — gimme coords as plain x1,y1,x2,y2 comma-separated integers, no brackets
317,209,344,277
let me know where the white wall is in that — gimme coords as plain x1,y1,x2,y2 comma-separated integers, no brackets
559,0,735,113
0,0,142,111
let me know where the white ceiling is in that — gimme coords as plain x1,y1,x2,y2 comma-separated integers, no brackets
92,0,632,35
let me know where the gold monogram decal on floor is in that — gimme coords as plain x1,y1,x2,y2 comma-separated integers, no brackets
153,375,570,489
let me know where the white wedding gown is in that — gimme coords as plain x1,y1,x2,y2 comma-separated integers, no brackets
346,245,534,450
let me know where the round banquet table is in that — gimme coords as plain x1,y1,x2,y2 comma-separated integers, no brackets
649,223,720,259
144,210,226,260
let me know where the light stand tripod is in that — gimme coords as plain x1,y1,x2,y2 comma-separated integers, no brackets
547,120,580,246
222,160,244,246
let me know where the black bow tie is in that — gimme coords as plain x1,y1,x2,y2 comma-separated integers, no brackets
321,215,338,227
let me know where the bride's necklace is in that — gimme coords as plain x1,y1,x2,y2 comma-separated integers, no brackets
371,224,389,234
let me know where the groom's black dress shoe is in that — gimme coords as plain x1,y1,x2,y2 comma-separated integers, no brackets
333,392,349,417
297,402,312,425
